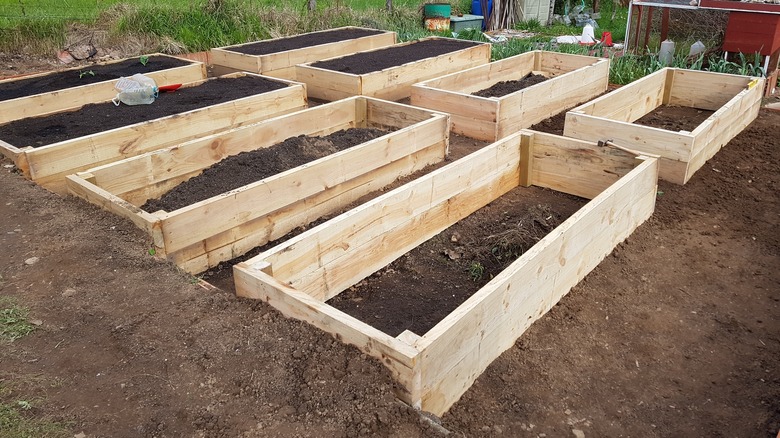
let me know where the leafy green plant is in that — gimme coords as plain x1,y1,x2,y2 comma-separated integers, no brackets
78,69,94,79
139,54,149,66
148,248,157,256
0,298,35,342
468,262,485,282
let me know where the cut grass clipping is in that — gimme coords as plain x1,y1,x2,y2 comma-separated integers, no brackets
0,382,70,438
0,297,36,342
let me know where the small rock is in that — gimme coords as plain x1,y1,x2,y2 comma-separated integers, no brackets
2,164,14,169
62,288,77,298
24,257,40,265
57,50,75,64
481,426,491,432
450,232,461,243
572,429,585,438
30,319,43,326
564,409,572,415
291,350,303,359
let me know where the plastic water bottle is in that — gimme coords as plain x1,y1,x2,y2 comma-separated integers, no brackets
659,39,675,66
112,74,158,106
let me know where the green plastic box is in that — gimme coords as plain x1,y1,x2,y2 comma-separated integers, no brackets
450,14,484,32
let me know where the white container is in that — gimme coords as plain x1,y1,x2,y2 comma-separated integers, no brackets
580,24,596,45
113,73,158,106
659,39,675,66
689,41,705,58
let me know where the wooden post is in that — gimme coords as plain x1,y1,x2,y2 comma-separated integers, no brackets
660,8,670,42
519,132,534,187
642,6,653,51
386,0,392,12
308,0,316,11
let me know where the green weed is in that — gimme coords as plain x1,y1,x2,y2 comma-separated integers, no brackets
468,262,485,282
0,298,35,342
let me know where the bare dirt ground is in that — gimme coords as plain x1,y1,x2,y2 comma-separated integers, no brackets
0,62,779,437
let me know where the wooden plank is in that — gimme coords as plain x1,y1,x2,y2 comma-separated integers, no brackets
571,67,667,121
21,75,307,193
174,140,447,274
416,51,535,94
258,134,522,300
233,266,421,403
410,85,498,141
295,65,362,101
209,48,261,73
519,132,534,186
526,130,639,199
86,98,359,203
0,54,206,125
539,51,604,75
668,69,756,110
415,158,658,415
158,116,448,254
563,112,694,161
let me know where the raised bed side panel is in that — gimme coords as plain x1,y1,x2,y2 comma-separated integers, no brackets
158,113,449,256
255,134,522,302
418,51,536,94
360,42,491,101
416,155,659,416
22,74,307,193
294,66,362,101
0,54,207,125
569,67,667,121
524,130,640,199
410,85,498,142
684,76,763,183
539,51,605,75
233,266,422,404
210,28,397,80
668,68,759,111
495,57,609,139
79,98,365,206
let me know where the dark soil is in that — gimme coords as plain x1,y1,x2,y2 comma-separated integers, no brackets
311,38,483,75
529,106,569,135
0,55,191,102
141,128,390,213
0,75,287,148
473,73,548,98
634,105,715,132
224,28,385,56
329,187,586,337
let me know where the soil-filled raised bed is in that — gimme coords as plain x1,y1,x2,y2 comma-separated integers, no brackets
0,54,206,125
210,26,397,80
296,37,491,101
0,73,306,193
233,130,659,416
564,67,764,184
411,51,609,142
67,97,450,274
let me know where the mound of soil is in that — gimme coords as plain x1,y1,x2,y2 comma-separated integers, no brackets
142,128,390,213
225,28,385,56
0,55,191,102
311,39,483,75
634,105,714,131
329,188,586,337
472,73,548,98
0,75,287,148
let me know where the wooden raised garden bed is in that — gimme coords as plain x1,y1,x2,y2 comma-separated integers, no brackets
0,54,206,125
295,37,491,101
233,130,659,415
0,73,306,194
66,97,450,274
410,51,609,142
564,67,764,184
210,26,397,80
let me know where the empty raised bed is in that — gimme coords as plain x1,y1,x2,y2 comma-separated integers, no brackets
210,26,397,80
233,130,659,415
66,97,450,274
0,73,306,193
410,51,609,141
295,37,491,101
564,67,763,184
0,54,206,125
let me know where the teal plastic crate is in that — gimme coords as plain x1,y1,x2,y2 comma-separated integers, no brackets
450,14,484,32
